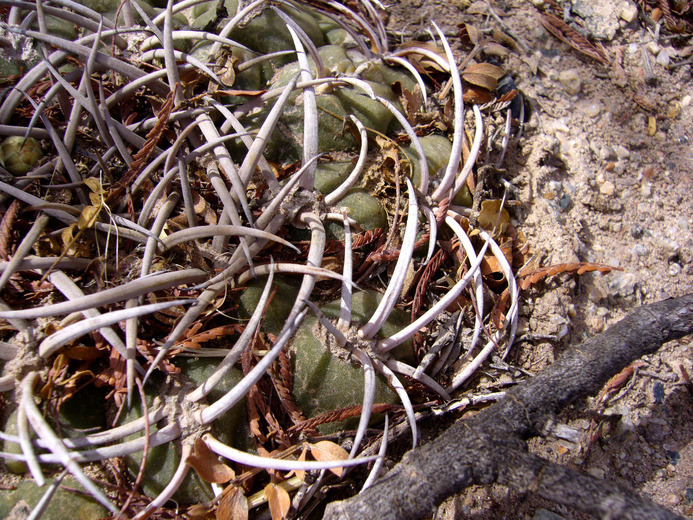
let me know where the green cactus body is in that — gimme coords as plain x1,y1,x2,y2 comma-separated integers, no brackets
290,290,416,434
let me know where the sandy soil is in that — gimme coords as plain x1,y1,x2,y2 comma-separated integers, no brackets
386,0,693,518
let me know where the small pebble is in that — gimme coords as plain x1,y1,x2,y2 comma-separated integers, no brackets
632,244,650,257
653,381,665,403
559,193,571,212
558,69,581,96
616,145,630,159
627,43,639,54
600,181,615,196
641,183,652,197
656,50,670,67
587,467,605,479
533,509,566,520
620,3,638,22
586,102,601,117
665,450,681,465
645,42,660,55
600,145,617,161
682,95,692,107
685,488,693,504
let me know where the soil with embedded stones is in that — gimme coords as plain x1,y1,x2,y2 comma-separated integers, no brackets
387,1,693,519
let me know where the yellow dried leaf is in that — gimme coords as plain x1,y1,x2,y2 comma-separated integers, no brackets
477,200,509,236
309,441,348,477
186,438,235,484
288,447,308,483
61,225,75,247
88,192,102,207
77,205,100,231
217,487,248,520
83,177,105,195
264,483,291,520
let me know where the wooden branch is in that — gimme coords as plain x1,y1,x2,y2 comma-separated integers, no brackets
323,294,693,519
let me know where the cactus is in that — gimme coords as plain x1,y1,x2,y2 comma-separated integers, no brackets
0,1,522,518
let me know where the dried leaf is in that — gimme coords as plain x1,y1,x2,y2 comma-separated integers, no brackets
463,84,496,104
106,85,178,205
187,503,213,520
77,205,100,231
458,23,481,45
264,483,291,520
462,63,505,91
483,42,511,58
396,41,448,73
477,200,509,235
518,262,617,291
186,438,235,484
0,199,20,260
217,487,248,520
310,440,349,477
288,447,308,482
539,12,609,65
83,177,105,195
463,62,506,79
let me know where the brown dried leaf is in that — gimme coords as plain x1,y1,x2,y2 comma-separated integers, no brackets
463,62,506,79
310,440,349,477
106,85,177,204
396,41,448,72
264,483,291,520
186,438,235,484
518,262,617,291
0,199,20,260
539,12,609,65
463,84,496,104
462,63,505,91
217,486,248,520
458,23,481,45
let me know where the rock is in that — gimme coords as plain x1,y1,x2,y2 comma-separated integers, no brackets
599,181,615,196
0,478,107,520
599,145,617,161
533,509,566,520
656,50,670,67
645,42,661,55
620,3,639,23
586,102,601,118
587,467,605,479
571,0,623,39
558,69,581,96
652,381,665,404
608,271,637,297
616,145,630,160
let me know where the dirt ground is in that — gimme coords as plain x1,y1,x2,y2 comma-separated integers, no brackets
385,0,693,518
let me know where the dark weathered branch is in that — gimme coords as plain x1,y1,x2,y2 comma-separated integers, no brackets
323,294,693,519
